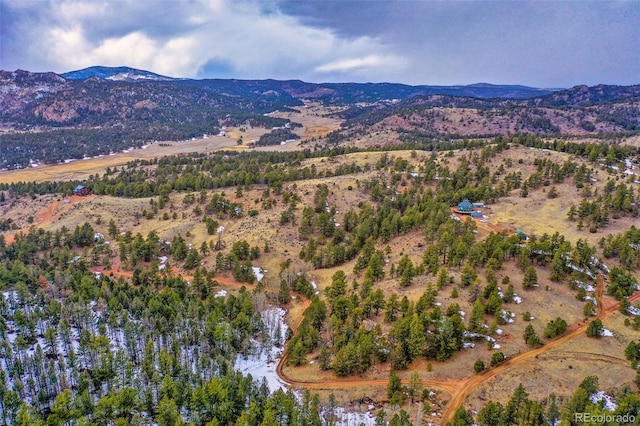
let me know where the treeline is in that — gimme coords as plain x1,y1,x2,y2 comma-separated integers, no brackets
6,134,636,198
254,128,300,147
0,148,363,197
461,377,640,426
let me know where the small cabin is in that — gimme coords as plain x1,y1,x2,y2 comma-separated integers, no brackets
73,185,90,196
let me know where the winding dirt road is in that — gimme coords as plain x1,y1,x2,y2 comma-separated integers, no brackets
274,274,639,425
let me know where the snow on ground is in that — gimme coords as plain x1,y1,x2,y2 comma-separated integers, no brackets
590,391,618,411
600,329,614,337
214,289,227,298
627,306,640,315
513,296,522,304
500,309,516,323
233,306,380,422
327,407,377,426
464,331,495,342
252,266,265,282
233,307,288,393
574,281,595,292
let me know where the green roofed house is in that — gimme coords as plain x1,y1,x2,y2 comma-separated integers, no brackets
457,199,474,213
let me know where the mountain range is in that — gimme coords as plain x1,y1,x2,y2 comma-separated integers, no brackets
1,66,639,169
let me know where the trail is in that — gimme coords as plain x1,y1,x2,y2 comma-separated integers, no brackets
5,194,96,244
276,295,310,387
542,351,629,366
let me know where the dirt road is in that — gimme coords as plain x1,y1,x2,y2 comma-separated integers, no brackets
273,274,639,425
439,274,631,424
4,194,96,244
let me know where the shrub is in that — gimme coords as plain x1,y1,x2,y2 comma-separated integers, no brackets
490,352,505,366
586,319,604,338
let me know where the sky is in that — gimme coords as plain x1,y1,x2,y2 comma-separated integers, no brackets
1,0,638,88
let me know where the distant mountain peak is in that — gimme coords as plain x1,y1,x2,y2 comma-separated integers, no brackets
61,66,175,82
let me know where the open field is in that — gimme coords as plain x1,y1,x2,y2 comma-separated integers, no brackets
270,101,345,141
0,136,238,184
0,103,343,184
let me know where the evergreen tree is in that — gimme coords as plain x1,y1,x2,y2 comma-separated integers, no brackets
523,266,538,290
586,319,604,337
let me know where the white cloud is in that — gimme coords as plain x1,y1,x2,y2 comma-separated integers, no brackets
13,0,398,82
315,54,403,73
3,0,637,85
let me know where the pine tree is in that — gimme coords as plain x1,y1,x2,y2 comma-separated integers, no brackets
408,315,426,361
477,401,505,425
156,396,181,426
523,266,538,290
108,219,119,239
436,268,449,289
505,383,530,424
523,324,536,344
385,293,401,322
451,406,474,426
387,370,404,405
586,319,604,337
468,298,485,333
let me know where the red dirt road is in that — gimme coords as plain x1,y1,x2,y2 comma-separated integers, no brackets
439,274,633,424
273,274,640,425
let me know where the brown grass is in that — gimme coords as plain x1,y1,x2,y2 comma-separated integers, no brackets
3,134,640,422
465,311,637,413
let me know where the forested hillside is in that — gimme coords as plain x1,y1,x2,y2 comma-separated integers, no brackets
1,134,640,425
2,68,639,169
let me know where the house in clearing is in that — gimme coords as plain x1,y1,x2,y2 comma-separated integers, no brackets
73,184,90,196
455,199,474,214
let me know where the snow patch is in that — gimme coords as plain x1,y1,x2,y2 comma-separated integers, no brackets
627,306,640,315
233,307,288,393
324,407,377,426
252,266,265,282
590,391,618,411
